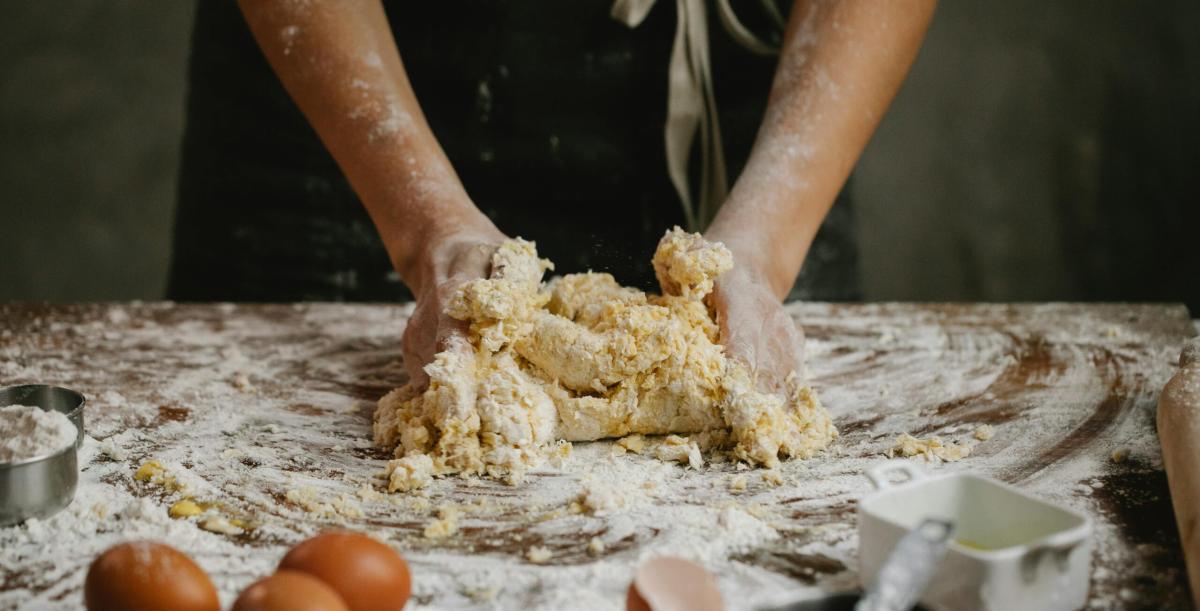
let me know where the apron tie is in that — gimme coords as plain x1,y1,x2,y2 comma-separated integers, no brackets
611,0,780,231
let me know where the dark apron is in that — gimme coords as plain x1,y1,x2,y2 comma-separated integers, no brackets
169,0,859,302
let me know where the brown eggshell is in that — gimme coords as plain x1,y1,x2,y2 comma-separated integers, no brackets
627,582,652,611
232,570,350,611
84,541,219,611
626,556,724,611
279,531,411,611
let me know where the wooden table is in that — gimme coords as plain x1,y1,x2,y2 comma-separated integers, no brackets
0,302,1194,609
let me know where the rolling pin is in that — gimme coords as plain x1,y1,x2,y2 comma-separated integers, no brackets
1159,337,1200,606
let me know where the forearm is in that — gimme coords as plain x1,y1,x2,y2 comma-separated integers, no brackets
707,0,936,297
237,0,498,294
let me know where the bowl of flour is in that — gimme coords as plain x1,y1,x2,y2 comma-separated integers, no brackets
0,384,86,526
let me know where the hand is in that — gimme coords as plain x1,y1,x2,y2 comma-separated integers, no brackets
401,225,508,389
706,261,805,395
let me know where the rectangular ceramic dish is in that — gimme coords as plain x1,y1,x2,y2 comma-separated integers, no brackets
858,460,1093,611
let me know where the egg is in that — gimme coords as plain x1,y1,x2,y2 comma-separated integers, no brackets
279,531,411,611
232,570,350,611
84,541,219,611
626,556,724,611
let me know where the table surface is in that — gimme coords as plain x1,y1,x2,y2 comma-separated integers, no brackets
0,302,1195,610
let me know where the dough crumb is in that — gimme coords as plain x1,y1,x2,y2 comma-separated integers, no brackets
578,486,623,515
1111,447,1130,463
168,499,203,518
729,474,748,493
463,586,498,602
761,470,784,487
356,482,387,503
424,505,460,539
284,487,362,518
386,454,434,493
133,460,162,481
973,424,995,441
889,433,971,462
199,516,245,536
526,546,553,563
133,459,186,493
654,435,704,470
744,503,771,519
331,494,363,518
230,372,254,392
547,440,572,467
617,434,647,454
98,438,127,461
587,537,606,555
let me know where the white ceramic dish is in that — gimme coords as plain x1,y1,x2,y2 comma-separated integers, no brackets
857,460,1092,611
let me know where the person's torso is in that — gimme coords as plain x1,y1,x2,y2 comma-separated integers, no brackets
172,1,856,301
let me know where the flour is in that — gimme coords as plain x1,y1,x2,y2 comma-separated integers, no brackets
0,301,1190,609
279,25,300,55
0,405,76,462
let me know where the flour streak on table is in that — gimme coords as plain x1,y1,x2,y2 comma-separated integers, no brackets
0,302,1193,609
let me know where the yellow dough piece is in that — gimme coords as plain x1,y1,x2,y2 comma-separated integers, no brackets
373,228,837,489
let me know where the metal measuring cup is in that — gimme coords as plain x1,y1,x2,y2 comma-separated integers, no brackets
0,384,86,526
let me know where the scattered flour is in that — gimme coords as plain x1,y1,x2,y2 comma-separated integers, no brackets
0,301,1186,608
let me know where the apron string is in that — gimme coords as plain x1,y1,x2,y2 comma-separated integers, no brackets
611,0,780,231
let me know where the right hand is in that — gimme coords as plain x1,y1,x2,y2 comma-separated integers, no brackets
706,260,807,397
400,226,508,389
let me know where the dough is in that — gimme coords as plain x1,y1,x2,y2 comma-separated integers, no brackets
888,433,971,462
373,228,836,490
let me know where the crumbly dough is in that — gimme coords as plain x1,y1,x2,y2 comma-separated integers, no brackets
374,228,837,490
526,546,553,563
423,505,460,539
587,537,606,555
889,433,971,462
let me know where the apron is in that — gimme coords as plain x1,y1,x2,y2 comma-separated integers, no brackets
169,0,859,301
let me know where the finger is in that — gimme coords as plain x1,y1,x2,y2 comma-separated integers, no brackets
434,314,472,354
445,239,499,285
717,295,758,371
714,280,770,376
405,360,430,390
401,302,437,390
789,319,807,378
401,336,432,390
754,311,791,394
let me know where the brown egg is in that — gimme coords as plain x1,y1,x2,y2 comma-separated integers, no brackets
85,541,219,611
232,570,350,611
626,556,724,611
279,531,411,611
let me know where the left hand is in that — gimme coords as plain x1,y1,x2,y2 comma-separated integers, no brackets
706,261,806,395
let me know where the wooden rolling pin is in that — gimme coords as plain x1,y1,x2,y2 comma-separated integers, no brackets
1159,336,1200,606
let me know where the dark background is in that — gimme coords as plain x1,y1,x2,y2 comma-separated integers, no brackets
1,2,1197,313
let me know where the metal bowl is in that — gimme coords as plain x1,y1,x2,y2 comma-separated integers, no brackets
0,385,86,526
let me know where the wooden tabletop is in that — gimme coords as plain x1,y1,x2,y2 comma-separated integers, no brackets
0,302,1194,609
